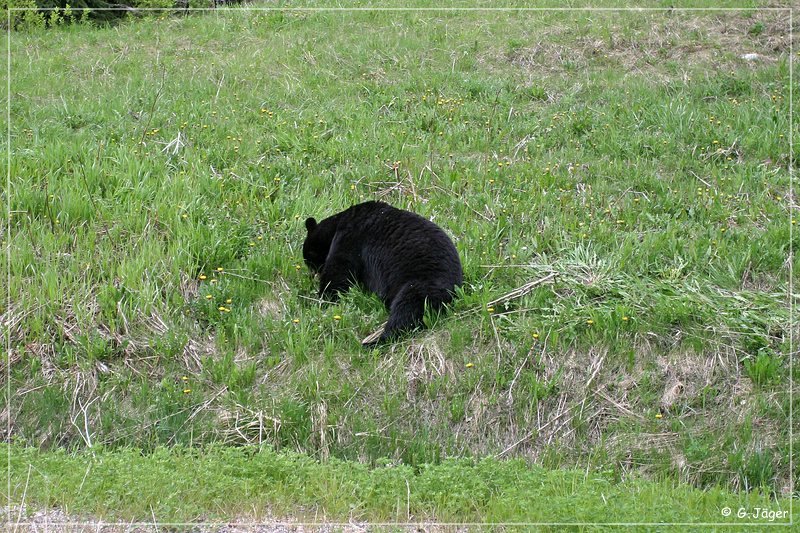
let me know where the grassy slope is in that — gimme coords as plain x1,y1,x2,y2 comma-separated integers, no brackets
3,443,788,525
2,1,796,523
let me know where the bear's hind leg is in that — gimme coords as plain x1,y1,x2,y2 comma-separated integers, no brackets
378,283,425,343
377,282,453,343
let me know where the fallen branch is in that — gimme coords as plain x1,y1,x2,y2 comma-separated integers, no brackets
487,272,557,308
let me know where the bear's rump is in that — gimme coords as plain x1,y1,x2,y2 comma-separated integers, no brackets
360,242,459,305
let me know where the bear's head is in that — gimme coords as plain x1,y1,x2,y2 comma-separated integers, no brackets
302,216,335,274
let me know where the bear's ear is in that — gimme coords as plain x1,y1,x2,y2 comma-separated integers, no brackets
305,217,317,232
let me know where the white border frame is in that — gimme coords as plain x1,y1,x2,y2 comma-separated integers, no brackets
4,4,794,529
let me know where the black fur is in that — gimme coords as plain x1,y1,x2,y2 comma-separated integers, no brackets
303,201,463,344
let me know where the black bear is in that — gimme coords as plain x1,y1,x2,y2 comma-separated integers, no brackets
303,201,463,344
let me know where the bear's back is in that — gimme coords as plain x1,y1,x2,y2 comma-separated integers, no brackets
337,201,462,301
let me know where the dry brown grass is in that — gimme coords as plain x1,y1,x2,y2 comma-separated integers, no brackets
488,10,792,83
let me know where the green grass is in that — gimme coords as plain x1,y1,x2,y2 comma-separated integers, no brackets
2,2,796,523
3,442,791,525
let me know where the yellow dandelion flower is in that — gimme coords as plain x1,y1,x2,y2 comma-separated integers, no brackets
183,389,191,394
333,315,342,320
292,319,300,324
225,298,232,304
466,363,474,368
205,295,213,300
655,413,663,419
622,316,629,321
487,306,495,313
217,267,224,272
199,274,207,280
586,319,594,325
533,333,540,339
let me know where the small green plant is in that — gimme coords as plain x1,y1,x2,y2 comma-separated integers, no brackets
506,38,524,55
730,448,776,491
527,85,548,101
743,350,782,388
748,22,765,36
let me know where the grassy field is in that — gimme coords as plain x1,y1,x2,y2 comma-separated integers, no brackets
2,442,789,525
2,1,796,525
